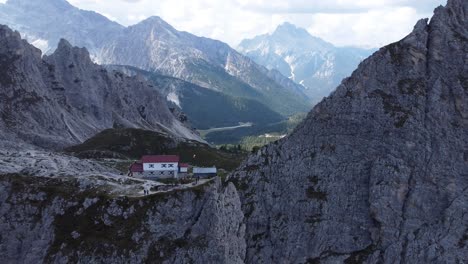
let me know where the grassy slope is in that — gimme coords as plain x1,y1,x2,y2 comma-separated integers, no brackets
147,72,285,129
178,87,284,129
64,128,246,171
187,59,311,116
116,65,286,129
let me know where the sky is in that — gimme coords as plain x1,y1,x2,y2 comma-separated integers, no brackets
66,0,446,49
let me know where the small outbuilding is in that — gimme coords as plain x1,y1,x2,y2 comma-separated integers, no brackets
129,162,143,177
179,163,189,173
193,167,217,178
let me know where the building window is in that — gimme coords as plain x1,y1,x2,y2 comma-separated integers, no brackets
168,164,174,168
162,164,167,168
149,164,155,168
160,171,164,175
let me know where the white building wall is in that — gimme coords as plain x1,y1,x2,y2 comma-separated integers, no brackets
143,162,179,172
144,170,177,179
193,167,217,174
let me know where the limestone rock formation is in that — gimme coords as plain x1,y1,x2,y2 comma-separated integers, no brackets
0,25,201,149
0,176,245,263
230,0,468,262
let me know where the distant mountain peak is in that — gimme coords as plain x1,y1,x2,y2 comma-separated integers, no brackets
142,16,165,23
273,22,309,36
276,22,297,29
271,22,332,46
237,22,373,102
138,16,174,29
6,0,72,10
130,15,180,38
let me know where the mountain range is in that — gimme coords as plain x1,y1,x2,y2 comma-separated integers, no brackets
0,0,466,263
0,25,200,149
0,0,122,55
108,65,285,130
0,0,311,121
238,22,374,102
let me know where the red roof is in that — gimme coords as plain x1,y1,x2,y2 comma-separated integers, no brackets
130,162,143,173
141,155,180,163
180,163,189,168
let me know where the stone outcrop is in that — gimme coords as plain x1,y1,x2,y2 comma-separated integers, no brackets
0,176,245,263
230,0,467,263
0,25,201,149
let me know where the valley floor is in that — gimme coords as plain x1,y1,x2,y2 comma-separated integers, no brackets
198,122,253,137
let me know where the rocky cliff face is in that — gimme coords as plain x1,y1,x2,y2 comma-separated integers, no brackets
0,25,201,149
238,22,373,104
0,175,245,263
230,0,467,262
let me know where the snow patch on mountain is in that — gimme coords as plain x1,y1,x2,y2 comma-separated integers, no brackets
167,91,181,108
30,38,50,53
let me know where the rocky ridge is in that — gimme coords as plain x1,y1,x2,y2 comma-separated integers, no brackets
230,0,467,262
0,25,201,149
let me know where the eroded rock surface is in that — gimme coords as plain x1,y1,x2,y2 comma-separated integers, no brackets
0,176,245,263
0,25,201,149
230,0,468,263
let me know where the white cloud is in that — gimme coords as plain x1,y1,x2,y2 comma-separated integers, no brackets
306,7,423,48
67,0,446,48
